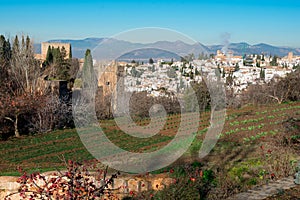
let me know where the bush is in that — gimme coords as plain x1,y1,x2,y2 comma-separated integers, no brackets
131,163,216,200
5,159,120,200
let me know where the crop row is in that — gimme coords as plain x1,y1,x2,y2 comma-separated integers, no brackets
243,130,279,142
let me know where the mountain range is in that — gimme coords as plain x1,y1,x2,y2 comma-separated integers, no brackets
34,38,300,59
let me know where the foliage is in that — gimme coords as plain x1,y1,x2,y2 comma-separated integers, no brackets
270,55,279,66
4,159,120,200
82,49,96,88
129,91,181,119
234,63,240,72
44,45,78,81
0,35,41,138
260,68,265,80
0,34,78,139
130,164,215,200
184,81,210,113
242,70,300,105
149,58,154,64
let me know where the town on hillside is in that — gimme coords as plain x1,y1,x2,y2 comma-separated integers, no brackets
93,49,299,97
34,41,300,101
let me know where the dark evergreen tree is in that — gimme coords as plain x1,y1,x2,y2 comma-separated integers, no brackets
270,55,279,66
25,36,31,52
12,36,19,55
69,45,72,59
260,68,265,80
222,68,226,78
149,58,154,64
0,35,11,93
234,63,240,72
61,46,67,59
53,47,63,64
82,49,96,88
0,35,11,67
45,46,53,64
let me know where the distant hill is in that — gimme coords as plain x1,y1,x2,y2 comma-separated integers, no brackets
34,38,300,59
207,43,300,57
117,48,181,62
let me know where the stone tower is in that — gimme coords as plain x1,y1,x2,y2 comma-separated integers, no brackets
97,61,125,114
41,42,71,60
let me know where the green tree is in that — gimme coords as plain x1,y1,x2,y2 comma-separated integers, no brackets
270,55,279,66
222,68,226,78
52,47,63,64
234,63,240,72
149,58,154,64
61,46,67,59
0,35,11,68
82,49,96,88
260,68,265,80
195,68,200,76
256,61,260,67
170,58,174,65
45,46,53,64
209,54,215,59
69,45,72,59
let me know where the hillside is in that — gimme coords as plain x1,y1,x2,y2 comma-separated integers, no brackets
0,101,299,175
34,38,300,59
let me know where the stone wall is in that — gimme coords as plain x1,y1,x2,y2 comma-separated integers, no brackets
41,42,71,60
0,173,174,200
97,62,125,97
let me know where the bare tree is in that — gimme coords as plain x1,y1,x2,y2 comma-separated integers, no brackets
241,70,300,105
0,35,41,137
265,72,300,104
10,35,40,95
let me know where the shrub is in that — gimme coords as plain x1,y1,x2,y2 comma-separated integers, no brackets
5,159,120,200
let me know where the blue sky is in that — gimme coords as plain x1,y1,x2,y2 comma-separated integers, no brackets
1,0,300,47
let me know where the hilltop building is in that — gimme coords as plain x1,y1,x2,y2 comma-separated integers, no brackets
35,42,71,61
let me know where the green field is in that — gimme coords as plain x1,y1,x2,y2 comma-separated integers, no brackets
1,101,300,176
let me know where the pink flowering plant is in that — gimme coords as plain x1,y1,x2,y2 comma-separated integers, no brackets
5,158,120,200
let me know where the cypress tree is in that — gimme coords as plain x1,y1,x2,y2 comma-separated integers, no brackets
61,46,67,59
0,35,11,66
69,45,72,59
45,46,53,64
25,36,30,52
260,68,265,80
82,49,96,88
12,36,19,55
234,63,240,72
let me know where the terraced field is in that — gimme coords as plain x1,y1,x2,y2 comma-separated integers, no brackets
0,101,299,175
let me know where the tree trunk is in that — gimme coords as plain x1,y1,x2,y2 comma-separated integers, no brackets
38,112,42,132
14,114,20,138
4,115,20,138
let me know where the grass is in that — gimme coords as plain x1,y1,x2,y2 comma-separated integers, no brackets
0,101,300,177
